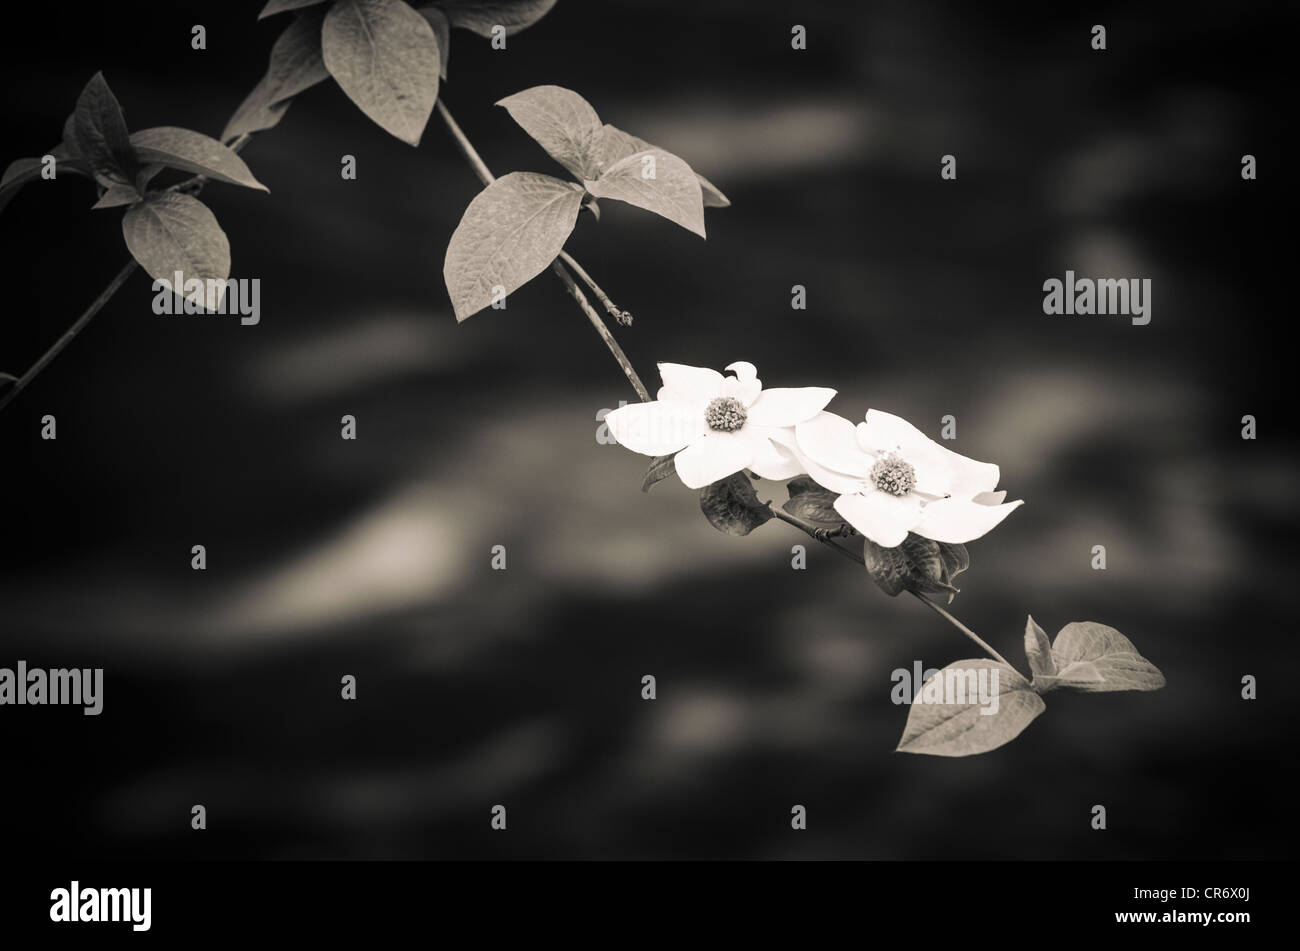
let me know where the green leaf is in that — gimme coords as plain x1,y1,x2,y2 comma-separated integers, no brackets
92,182,141,209
1047,622,1166,693
863,534,958,599
443,171,584,321
497,85,604,181
259,0,329,17
121,193,230,312
896,660,1046,757
322,0,441,146
416,7,451,79
585,148,706,238
437,0,557,37
223,9,331,142
1024,615,1056,683
597,123,729,208
129,127,268,191
641,454,677,492
699,472,772,537
73,72,139,187
782,475,841,526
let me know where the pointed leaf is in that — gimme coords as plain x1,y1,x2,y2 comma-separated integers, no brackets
598,123,729,208
1049,622,1166,693
416,7,451,79
896,660,1046,757
863,533,958,599
92,183,141,209
443,171,584,321
497,85,604,181
937,542,969,584
585,148,706,238
1024,615,1056,682
223,8,330,142
699,472,772,537
73,72,138,186
641,454,677,492
438,0,557,37
783,475,841,526
129,127,267,191
259,0,328,17
322,0,440,146
121,193,230,312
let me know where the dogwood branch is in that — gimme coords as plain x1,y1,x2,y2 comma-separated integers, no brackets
0,134,253,416
434,99,650,401
770,504,1016,669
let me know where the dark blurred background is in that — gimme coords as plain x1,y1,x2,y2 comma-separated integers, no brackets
0,0,1295,859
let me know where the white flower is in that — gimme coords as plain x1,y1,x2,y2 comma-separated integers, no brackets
605,362,835,489
785,409,1023,547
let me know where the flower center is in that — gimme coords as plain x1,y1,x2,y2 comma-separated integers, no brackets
870,453,917,496
704,396,748,433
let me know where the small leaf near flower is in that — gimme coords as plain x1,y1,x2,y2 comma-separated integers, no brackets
641,454,677,493
863,533,960,599
699,472,772,537
783,475,842,526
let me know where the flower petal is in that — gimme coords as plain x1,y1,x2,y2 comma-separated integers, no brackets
857,410,1000,498
605,400,704,456
747,386,836,427
745,427,805,480
833,490,922,548
673,431,755,489
795,412,870,476
657,363,724,404
722,361,763,405
972,490,1007,505
911,497,1024,544
770,427,863,494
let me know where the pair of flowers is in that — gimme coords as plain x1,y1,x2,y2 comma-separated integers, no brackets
604,361,1022,548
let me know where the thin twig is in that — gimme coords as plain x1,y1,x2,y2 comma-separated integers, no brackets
434,99,649,399
771,503,1016,669
558,250,632,325
0,135,254,415
0,258,138,414
550,260,651,402
908,592,1015,669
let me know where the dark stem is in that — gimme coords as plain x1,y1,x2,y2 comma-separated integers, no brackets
0,258,138,414
771,504,1016,669
434,99,650,401
0,134,253,415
